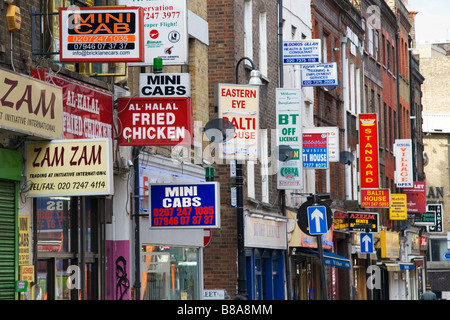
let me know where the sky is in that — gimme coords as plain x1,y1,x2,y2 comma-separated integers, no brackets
407,0,450,43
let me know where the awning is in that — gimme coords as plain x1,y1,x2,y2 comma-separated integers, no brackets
294,248,351,269
384,263,415,271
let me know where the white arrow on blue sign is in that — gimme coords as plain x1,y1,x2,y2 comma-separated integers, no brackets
307,206,328,235
360,233,374,254
444,252,450,259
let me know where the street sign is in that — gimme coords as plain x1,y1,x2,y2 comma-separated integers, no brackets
360,233,374,254
282,40,321,64
300,63,338,87
307,206,328,235
297,198,332,236
444,252,450,260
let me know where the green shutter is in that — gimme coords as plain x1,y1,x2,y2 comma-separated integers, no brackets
0,180,17,300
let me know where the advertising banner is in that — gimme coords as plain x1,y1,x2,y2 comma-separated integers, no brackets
149,182,220,229
394,139,413,188
59,6,145,62
118,0,188,66
218,84,259,161
0,67,63,139
117,97,192,146
26,139,113,197
276,88,302,189
302,133,328,169
360,189,390,208
31,69,113,140
358,113,380,189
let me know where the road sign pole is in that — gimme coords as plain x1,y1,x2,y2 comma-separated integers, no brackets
365,227,372,300
316,235,327,300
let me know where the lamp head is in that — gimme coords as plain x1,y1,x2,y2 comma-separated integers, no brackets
248,70,263,86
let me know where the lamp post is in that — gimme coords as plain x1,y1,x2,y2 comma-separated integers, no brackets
234,57,262,297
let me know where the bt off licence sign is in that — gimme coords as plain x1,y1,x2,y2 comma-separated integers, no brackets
149,182,220,229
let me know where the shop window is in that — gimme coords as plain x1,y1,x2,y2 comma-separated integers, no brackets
141,245,200,300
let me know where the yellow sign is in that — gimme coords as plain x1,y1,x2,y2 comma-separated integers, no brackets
389,193,407,220
18,215,30,265
20,265,35,299
381,230,399,259
0,67,63,139
26,138,113,197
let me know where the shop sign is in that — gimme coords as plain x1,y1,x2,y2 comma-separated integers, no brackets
403,181,426,213
413,211,436,226
283,39,321,64
427,204,443,233
394,139,413,188
244,213,287,250
0,67,63,139
149,182,220,229
117,97,192,146
360,189,390,208
118,0,188,66
18,216,30,266
30,69,113,140
59,6,145,62
300,63,338,87
348,211,379,233
381,230,399,259
218,84,259,161
26,138,113,197
276,88,302,189
302,133,328,169
139,73,190,97
304,127,339,162
389,194,407,220
358,113,380,189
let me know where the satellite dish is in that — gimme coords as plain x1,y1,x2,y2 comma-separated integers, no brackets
204,118,236,143
339,151,354,165
273,145,296,162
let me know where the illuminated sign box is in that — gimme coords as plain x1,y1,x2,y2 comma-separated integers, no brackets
59,6,145,62
26,138,113,197
149,182,220,229
117,97,192,146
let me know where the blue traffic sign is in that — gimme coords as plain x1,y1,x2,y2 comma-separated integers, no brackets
360,233,374,254
307,206,328,235
444,252,450,259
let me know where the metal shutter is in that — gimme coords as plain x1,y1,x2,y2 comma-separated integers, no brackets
0,180,17,300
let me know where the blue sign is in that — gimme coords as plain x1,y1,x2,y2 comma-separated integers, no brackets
149,182,220,229
307,206,328,235
360,233,374,254
444,252,450,259
283,40,321,65
302,133,328,169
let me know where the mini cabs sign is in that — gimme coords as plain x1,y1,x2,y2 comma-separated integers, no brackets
59,6,145,62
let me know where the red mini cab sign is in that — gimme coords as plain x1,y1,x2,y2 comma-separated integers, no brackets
358,113,380,189
59,6,144,62
117,97,192,146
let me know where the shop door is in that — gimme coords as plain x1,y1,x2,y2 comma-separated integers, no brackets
0,180,17,300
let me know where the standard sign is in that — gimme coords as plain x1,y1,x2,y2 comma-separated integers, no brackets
283,40,321,64
117,97,192,146
300,63,338,87
139,73,190,97
26,139,113,197
149,182,220,229
59,6,145,62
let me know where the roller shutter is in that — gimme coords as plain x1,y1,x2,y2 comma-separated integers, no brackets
0,180,17,300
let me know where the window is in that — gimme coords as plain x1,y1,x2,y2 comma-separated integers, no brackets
322,33,329,62
259,11,268,76
244,0,253,62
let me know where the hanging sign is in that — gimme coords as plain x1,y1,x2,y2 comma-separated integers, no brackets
358,113,380,189
389,194,407,220
139,73,191,97
26,139,114,197
304,127,339,162
276,88,302,189
282,40,321,64
300,63,338,87
394,139,413,188
59,6,145,62
218,84,259,161
427,204,443,233
117,97,192,146
302,133,328,169
360,189,390,208
149,182,220,229
403,181,426,213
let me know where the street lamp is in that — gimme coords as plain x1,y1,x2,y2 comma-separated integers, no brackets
234,57,262,298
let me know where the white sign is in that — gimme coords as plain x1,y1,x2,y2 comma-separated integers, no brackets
300,63,338,87
276,88,303,190
139,73,190,97
118,0,188,66
244,213,287,249
203,289,226,300
394,139,413,188
303,127,339,162
283,40,321,64
218,84,259,161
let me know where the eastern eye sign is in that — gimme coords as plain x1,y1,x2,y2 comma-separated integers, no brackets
149,182,220,229
117,97,192,146
59,6,145,62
